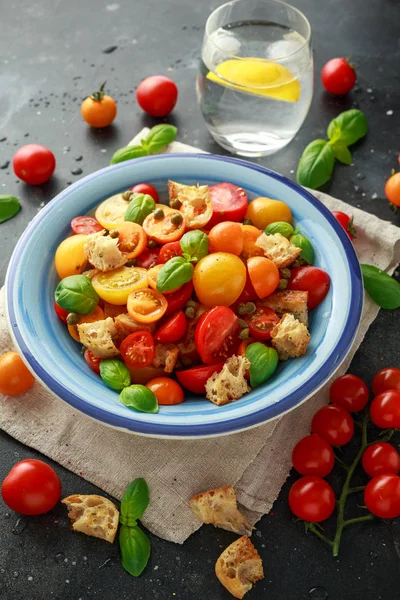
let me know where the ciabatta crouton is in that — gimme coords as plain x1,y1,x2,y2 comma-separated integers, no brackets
271,313,310,360
84,231,127,272
62,494,119,544
260,290,309,326
215,536,264,599
153,343,179,373
190,485,253,536
255,232,301,268
77,318,120,358
114,313,156,342
168,180,213,229
205,355,250,406
103,302,129,319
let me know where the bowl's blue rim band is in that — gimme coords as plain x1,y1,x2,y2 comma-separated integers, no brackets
6,153,363,437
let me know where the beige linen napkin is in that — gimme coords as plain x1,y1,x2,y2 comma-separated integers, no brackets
1,132,399,544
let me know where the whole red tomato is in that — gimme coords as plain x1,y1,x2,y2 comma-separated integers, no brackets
130,182,159,203
13,144,56,185
362,442,400,477
2,459,61,515
364,474,400,519
329,374,369,412
311,404,354,446
136,76,178,117
288,476,335,523
331,211,357,240
372,367,400,395
370,390,400,429
321,58,356,95
288,266,330,310
292,434,335,477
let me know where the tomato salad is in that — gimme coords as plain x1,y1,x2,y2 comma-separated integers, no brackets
53,181,331,414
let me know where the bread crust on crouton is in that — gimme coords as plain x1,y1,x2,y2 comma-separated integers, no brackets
190,485,253,536
215,536,264,599
260,290,309,325
62,494,119,543
271,313,310,360
255,232,301,268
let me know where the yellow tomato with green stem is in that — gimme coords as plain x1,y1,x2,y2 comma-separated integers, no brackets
91,266,148,305
55,234,88,279
245,197,292,230
193,252,246,306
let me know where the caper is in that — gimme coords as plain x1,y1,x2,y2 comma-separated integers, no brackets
185,300,197,309
238,318,248,329
185,306,196,319
147,238,157,249
279,268,291,279
277,278,288,290
237,303,247,316
153,208,165,220
171,212,183,226
239,328,250,340
292,258,307,268
170,199,182,210
122,191,131,201
109,229,119,239
181,356,193,367
66,312,81,326
245,302,256,314
243,218,253,226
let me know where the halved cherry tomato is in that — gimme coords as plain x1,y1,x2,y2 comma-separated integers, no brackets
134,247,160,269
127,288,168,323
288,266,331,310
71,216,103,235
247,256,279,299
176,362,225,394
130,182,159,203
117,222,147,259
208,221,244,256
311,404,354,446
95,193,129,229
195,306,240,364
244,305,280,341
92,266,148,305
165,281,194,316
143,205,185,244
54,302,69,323
84,349,102,374
240,224,264,260
68,305,105,342
147,264,180,295
120,331,155,368
159,241,182,264
146,377,184,405
155,311,187,344
372,367,400,395
208,182,248,227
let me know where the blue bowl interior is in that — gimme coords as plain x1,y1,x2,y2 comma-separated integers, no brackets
6,154,363,437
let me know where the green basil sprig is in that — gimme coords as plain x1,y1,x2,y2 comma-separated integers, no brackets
296,139,335,189
156,256,194,294
54,275,99,315
180,230,209,262
120,385,159,413
0,195,21,223
290,233,315,265
330,141,352,165
327,109,368,147
100,359,131,391
120,478,150,527
246,343,279,387
265,222,294,237
124,193,155,225
119,477,151,577
110,124,177,165
361,264,400,309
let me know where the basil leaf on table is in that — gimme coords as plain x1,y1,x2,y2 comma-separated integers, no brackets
156,256,194,293
0,195,21,223
54,275,99,315
246,343,279,388
327,109,368,147
110,145,149,165
290,233,315,265
119,524,151,577
264,222,294,237
361,264,400,309
99,359,131,391
296,139,335,190
120,385,159,413
120,478,149,526
124,193,155,225
330,141,352,165
144,124,177,153
180,230,209,262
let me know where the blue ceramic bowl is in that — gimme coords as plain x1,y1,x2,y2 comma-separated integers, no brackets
5,154,363,438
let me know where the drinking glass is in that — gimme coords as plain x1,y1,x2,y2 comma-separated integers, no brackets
197,0,313,157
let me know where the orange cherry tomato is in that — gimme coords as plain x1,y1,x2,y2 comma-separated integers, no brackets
67,305,105,342
146,377,184,405
147,264,181,295
117,222,147,259
81,83,117,128
247,256,280,298
208,221,244,256
0,352,35,396
142,205,185,244
127,288,168,323
240,224,264,260
385,172,400,207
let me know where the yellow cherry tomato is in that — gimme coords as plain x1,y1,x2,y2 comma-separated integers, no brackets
245,197,292,230
193,252,246,307
95,194,129,230
91,266,148,305
0,352,35,396
55,234,88,279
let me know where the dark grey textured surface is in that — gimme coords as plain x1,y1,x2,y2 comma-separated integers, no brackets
0,0,400,598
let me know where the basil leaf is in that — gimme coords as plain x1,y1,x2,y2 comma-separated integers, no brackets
296,139,335,190
54,275,99,315
246,343,279,387
156,256,194,293
145,124,177,153
361,264,400,309
100,359,131,391
120,385,159,413
120,478,149,526
110,145,149,165
265,222,294,237
0,195,21,223
119,524,151,577
327,109,368,147
124,193,155,225
180,230,209,262
330,141,352,165
290,233,315,265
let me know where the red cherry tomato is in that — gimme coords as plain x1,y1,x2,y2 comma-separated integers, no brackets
364,474,400,519
311,404,354,446
288,476,335,523
176,362,225,394
84,349,102,374
159,241,182,264
362,443,400,477
130,183,159,203
370,390,400,429
136,76,178,117
292,434,335,477
321,58,356,95
146,377,184,405
244,305,280,341
195,306,240,365
134,247,160,269
1,459,61,516
54,301,69,323
71,216,103,235
208,183,249,227
165,281,194,316
288,266,331,310
331,211,356,240
372,368,400,395
13,144,56,185
155,311,187,344
120,331,155,368
329,374,369,413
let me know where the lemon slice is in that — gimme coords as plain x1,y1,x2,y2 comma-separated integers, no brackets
207,58,301,103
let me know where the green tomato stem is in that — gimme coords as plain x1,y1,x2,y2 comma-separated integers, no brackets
342,515,374,527
347,486,366,494
307,524,334,547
